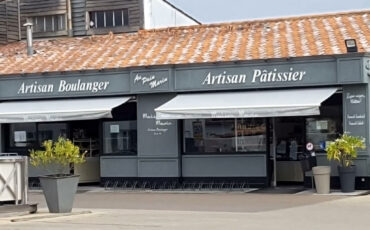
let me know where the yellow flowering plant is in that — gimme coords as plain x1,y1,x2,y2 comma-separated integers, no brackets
30,137,86,176
326,134,365,167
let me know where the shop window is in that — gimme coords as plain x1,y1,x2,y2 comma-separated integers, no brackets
183,118,267,154
306,93,343,152
38,123,68,145
71,120,100,157
89,9,129,28
8,123,37,149
32,15,66,33
103,121,137,155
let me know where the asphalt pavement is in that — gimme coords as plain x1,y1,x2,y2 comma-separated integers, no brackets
0,189,369,230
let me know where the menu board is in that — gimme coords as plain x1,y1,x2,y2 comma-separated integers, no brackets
344,86,367,150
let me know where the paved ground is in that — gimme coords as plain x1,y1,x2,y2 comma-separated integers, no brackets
0,189,369,229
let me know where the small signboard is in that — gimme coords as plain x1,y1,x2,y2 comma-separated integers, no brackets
306,142,314,151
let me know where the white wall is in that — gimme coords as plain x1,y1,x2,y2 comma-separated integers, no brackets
143,0,199,29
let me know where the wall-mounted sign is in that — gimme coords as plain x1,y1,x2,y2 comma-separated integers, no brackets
142,113,173,136
110,125,120,134
344,85,368,149
306,142,314,151
175,61,338,91
14,131,27,142
0,73,130,100
201,68,306,86
17,79,110,94
131,70,170,92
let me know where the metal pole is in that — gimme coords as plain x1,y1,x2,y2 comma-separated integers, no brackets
17,0,21,40
234,119,238,151
66,0,73,37
272,117,277,187
23,156,28,205
23,23,33,56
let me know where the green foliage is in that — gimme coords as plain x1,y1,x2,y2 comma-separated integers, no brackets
326,134,365,167
30,137,86,174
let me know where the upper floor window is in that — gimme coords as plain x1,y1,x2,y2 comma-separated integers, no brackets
89,9,129,29
32,14,66,33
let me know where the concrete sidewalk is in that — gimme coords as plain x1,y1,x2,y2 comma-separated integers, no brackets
0,191,369,229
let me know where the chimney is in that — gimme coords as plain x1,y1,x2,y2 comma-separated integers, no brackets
23,22,33,56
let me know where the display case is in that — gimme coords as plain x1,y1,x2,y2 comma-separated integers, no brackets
73,138,99,157
73,138,100,183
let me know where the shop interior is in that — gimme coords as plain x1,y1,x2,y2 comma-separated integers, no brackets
2,102,137,183
182,92,343,186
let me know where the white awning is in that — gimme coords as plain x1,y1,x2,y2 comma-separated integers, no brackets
155,88,338,120
0,97,131,123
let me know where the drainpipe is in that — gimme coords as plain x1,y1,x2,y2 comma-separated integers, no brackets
23,22,33,56
17,0,21,40
66,0,73,37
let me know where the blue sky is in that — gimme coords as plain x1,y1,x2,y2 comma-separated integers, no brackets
168,0,370,23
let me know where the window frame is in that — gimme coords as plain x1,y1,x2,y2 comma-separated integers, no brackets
88,9,129,29
31,14,68,36
102,120,138,156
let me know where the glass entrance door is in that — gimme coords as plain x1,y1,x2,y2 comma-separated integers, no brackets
274,117,306,184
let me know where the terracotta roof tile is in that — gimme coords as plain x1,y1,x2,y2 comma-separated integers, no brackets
0,10,369,75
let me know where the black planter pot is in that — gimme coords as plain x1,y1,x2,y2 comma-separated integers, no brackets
337,166,356,193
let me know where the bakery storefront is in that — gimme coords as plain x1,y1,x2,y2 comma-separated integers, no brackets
0,54,369,189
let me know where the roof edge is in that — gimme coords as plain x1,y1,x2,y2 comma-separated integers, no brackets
140,9,370,33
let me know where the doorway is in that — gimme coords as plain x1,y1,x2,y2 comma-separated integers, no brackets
272,117,306,185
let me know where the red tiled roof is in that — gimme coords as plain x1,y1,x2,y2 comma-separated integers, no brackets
0,10,369,75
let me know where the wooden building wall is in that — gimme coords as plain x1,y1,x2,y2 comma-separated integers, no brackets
19,0,68,38
0,2,6,45
0,0,20,45
6,0,20,43
71,0,86,36
86,0,141,29
0,0,143,43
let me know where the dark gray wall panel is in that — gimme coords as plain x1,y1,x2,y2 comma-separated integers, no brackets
315,154,368,177
136,93,180,178
138,158,180,177
182,155,267,177
338,58,363,83
100,156,138,177
137,93,179,157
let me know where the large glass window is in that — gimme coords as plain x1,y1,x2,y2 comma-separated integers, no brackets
306,93,343,152
9,123,37,149
103,121,137,155
38,123,68,145
183,118,267,154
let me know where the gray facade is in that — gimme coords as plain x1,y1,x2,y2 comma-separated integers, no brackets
0,54,369,188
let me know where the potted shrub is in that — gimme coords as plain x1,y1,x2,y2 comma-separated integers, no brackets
30,137,86,213
326,134,365,193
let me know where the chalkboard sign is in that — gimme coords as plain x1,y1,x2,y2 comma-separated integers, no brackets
343,85,368,150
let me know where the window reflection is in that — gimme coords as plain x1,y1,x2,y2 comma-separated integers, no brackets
38,123,68,145
103,121,137,155
183,118,267,154
9,123,37,148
